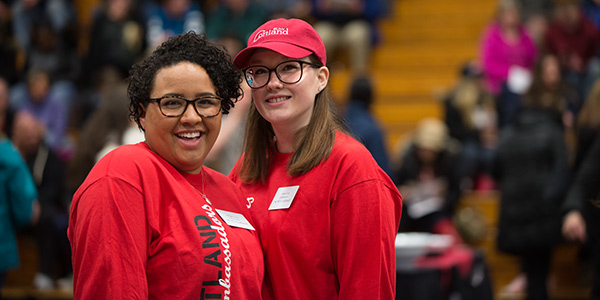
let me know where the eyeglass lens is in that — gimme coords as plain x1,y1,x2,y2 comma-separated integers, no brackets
159,96,221,117
245,61,306,88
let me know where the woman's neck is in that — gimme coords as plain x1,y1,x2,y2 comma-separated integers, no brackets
273,126,297,153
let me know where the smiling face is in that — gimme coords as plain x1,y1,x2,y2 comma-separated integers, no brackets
247,49,328,132
140,62,221,174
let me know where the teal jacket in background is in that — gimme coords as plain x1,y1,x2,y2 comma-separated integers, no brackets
0,137,37,272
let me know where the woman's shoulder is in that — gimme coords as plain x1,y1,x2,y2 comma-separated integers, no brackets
328,131,383,173
87,143,157,180
99,142,152,164
332,131,373,158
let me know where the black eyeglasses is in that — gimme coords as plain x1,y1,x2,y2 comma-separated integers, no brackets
243,60,320,89
148,95,222,117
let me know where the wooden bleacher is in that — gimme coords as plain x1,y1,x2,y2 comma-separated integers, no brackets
2,233,73,300
329,0,498,150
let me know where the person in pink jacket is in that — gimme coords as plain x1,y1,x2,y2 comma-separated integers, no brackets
479,0,538,96
229,18,403,299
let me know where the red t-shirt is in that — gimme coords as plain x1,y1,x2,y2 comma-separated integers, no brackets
68,142,265,299
229,131,402,300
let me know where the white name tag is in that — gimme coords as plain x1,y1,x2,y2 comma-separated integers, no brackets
268,185,299,210
215,209,255,231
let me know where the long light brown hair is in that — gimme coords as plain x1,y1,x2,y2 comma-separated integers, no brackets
237,55,346,184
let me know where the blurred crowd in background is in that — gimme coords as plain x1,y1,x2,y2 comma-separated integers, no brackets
1,0,600,299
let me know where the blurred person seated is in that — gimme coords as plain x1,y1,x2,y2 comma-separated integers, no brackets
9,18,80,121
528,53,581,125
11,69,72,160
11,0,77,52
67,82,143,197
259,0,312,19
143,0,204,52
394,118,463,243
11,111,71,291
583,0,600,31
443,61,498,190
517,0,554,46
311,0,385,75
492,83,571,300
479,0,538,98
544,0,600,99
204,0,268,52
82,0,147,89
75,66,123,128
343,75,391,176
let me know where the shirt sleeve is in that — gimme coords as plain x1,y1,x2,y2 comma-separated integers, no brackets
331,179,402,300
68,176,149,299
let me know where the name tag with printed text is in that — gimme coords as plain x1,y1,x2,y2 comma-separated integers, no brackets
215,209,255,231
268,185,300,210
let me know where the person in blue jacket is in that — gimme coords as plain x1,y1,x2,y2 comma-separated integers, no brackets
0,123,39,288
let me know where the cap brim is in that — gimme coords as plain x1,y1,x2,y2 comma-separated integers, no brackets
234,42,313,69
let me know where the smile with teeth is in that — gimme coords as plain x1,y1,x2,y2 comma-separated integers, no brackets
176,132,203,139
266,96,290,103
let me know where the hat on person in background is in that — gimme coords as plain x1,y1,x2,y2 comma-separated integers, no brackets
413,118,449,151
233,18,327,69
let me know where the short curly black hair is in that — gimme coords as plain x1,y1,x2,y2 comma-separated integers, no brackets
128,32,242,131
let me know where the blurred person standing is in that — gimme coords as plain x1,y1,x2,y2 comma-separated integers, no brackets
343,75,392,176
492,80,571,300
561,130,600,300
573,78,600,172
11,111,71,291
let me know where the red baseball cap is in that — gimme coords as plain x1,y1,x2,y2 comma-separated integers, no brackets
233,18,327,69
